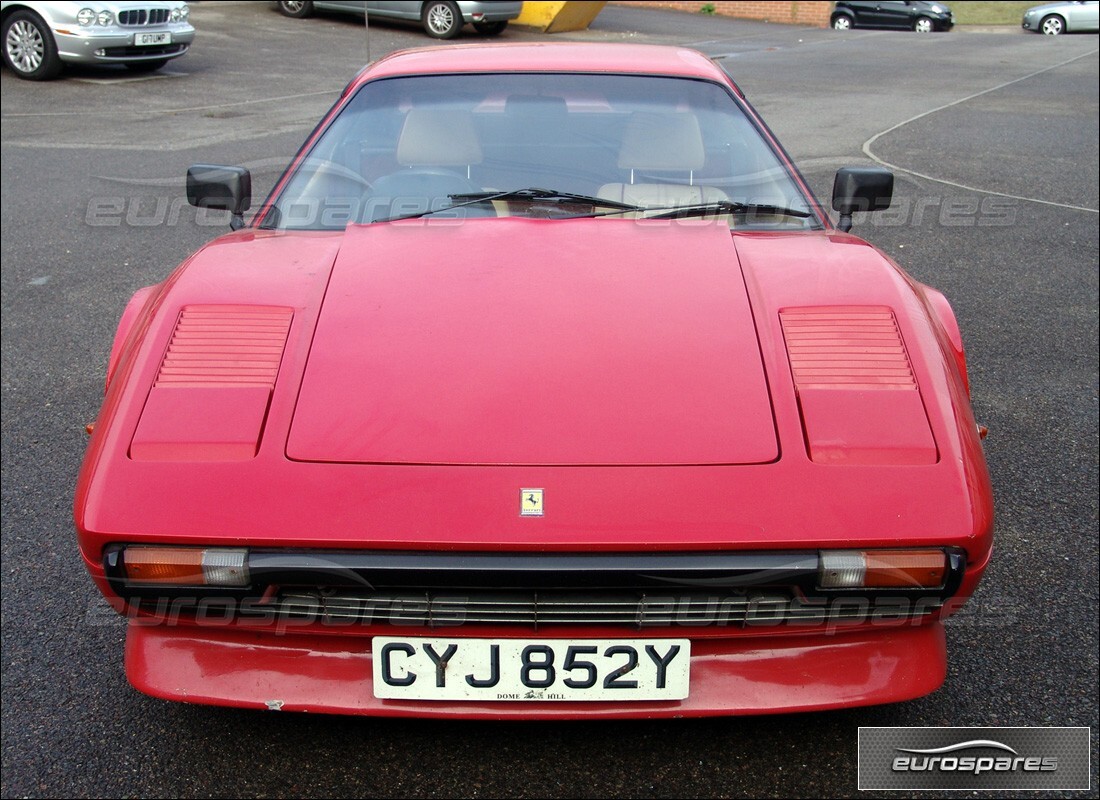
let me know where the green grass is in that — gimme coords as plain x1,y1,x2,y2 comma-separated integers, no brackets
949,1,1035,26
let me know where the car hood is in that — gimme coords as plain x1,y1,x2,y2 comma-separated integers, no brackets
286,218,777,466
1024,2,1071,14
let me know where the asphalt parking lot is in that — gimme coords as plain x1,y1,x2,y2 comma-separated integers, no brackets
1,2,1097,797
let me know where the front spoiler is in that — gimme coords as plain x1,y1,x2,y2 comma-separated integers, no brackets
125,622,947,718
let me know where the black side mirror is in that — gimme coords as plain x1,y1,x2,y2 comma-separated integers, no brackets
187,164,252,230
832,167,893,232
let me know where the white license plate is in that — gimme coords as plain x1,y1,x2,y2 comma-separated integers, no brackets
134,32,170,46
372,637,690,701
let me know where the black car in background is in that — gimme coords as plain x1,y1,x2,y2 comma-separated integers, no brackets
831,1,955,32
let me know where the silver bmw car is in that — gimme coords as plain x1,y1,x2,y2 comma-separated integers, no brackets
1,1,194,80
1021,0,1099,34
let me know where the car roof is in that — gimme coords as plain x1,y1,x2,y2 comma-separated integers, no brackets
356,43,734,89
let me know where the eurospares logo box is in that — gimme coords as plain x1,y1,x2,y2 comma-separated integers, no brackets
858,727,1090,791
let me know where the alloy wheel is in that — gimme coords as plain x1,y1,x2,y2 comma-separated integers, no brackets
426,3,455,36
6,19,44,74
1041,16,1064,34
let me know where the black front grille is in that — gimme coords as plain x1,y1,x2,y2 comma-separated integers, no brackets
106,548,966,630
118,8,171,26
100,44,186,58
275,588,942,629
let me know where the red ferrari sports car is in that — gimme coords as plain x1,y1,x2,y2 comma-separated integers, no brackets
74,43,993,718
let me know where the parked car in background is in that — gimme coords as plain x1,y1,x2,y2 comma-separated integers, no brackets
0,0,193,79
831,1,954,32
1021,0,1099,33
276,1,523,39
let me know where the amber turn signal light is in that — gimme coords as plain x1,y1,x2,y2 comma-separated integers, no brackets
121,546,249,587
819,548,947,589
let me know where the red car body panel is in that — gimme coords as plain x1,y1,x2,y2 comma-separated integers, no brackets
74,43,994,718
288,220,777,466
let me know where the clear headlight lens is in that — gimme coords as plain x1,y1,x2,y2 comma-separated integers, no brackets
77,8,96,26
96,10,113,26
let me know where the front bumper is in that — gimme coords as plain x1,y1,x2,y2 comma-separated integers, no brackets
126,621,948,718
54,24,194,64
107,546,976,717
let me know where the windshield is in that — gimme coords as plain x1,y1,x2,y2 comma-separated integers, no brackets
263,73,819,231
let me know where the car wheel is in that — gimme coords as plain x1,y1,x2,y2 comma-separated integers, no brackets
831,14,854,30
422,0,462,39
2,9,61,80
1040,14,1065,34
124,59,169,73
913,16,934,32
277,1,315,18
472,20,508,36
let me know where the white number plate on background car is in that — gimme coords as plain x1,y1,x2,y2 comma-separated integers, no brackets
134,32,170,46
373,637,690,701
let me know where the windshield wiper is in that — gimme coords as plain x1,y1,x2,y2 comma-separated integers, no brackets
645,201,813,220
373,187,644,223
450,187,644,211
372,191,810,224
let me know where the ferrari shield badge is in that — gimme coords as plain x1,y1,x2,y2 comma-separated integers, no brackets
520,488,544,517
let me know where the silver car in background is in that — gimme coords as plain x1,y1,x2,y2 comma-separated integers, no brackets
1,0,194,80
277,1,523,39
1021,0,1099,34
